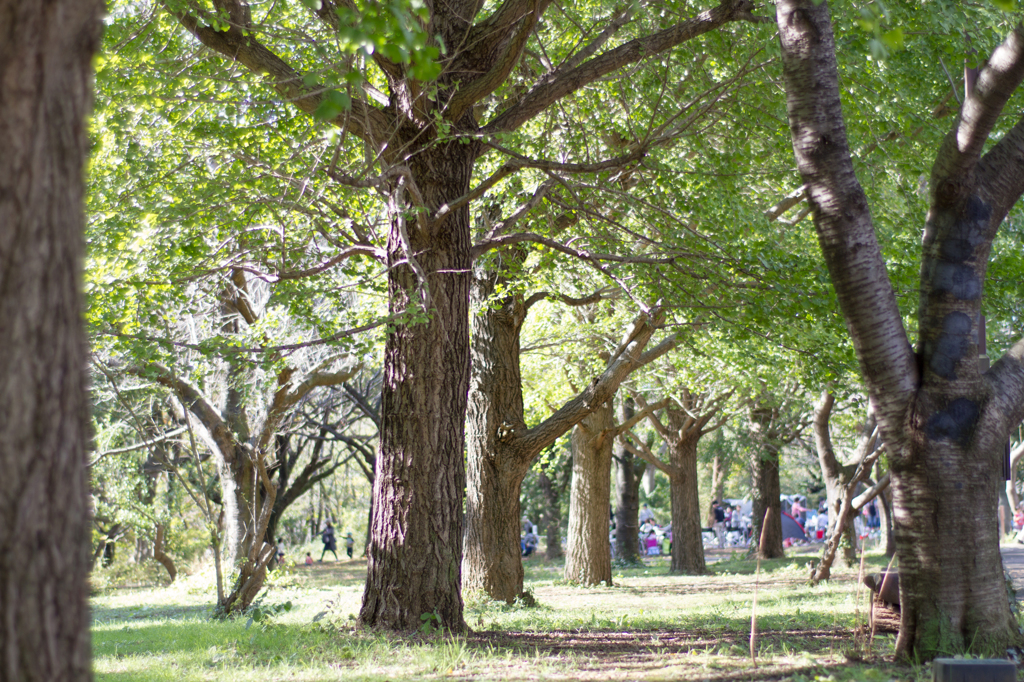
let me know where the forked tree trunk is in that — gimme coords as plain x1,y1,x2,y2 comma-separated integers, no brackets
668,434,706,574
810,392,880,581
360,143,474,631
778,0,1024,656
0,2,103,679
565,403,615,585
463,276,674,601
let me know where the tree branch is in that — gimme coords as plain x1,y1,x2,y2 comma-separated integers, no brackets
933,25,1024,185
517,308,675,454
162,2,389,143
776,0,917,452
620,431,677,477
483,0,763,133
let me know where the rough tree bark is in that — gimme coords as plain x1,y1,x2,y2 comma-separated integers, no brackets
748,402,789,559
565,402,616,585
778,0,1024,657
0,1,103,679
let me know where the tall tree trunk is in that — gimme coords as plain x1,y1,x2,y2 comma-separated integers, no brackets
0,1,102,679
749,447,783,559
463,277,675,601
777,0,1024,656
463,258,532,603
564,403,614,586
891,439,1012,655
613,398,644,564
668,434,706,574
360,144,474,631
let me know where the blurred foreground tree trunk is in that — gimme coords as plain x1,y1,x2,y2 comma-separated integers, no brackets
0,1,103,679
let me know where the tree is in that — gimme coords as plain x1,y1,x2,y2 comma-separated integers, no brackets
810,391,883,581
612,397,646,564
137,0,772,631
464,289,676,601
621,387,732,574
0,1,103,679
777,0,1024,657
746,390,809,559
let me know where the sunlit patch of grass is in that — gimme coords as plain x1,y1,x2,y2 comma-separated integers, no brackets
92,548,933,681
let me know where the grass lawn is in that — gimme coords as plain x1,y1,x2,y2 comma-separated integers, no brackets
91,548,937,681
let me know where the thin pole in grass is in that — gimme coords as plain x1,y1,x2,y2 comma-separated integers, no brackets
854,543,867,653
750,507,772,668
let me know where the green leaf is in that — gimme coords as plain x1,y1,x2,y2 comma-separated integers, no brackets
313,90,351,120
881,28,904,51
992,0,1016,10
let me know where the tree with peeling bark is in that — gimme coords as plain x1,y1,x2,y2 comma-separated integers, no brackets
777,0,1024,657
0,1,104,679
620,386,733,574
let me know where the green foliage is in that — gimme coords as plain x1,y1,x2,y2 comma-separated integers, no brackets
244,595,293,630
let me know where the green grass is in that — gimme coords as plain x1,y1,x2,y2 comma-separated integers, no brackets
91,550,937,681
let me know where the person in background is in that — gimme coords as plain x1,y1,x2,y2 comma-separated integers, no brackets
304,552,313,566
344,531,355,559
319,521,338,562
523,529,538,557
639,503,655,526
712,500,726,549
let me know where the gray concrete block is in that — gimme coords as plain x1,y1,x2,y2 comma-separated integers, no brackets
932,658,1016,682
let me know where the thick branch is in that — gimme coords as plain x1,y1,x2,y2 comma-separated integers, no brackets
483,0,761,133
257,361,363,453
933,25,1024,185
620,432,677,477
852,472,890,511
164,3,389,143
448,1,545,121
129,363,237,463
517,308,676,454
471,231,679,262
776,0,917,452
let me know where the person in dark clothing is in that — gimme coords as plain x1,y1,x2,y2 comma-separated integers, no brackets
319,522,338,561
